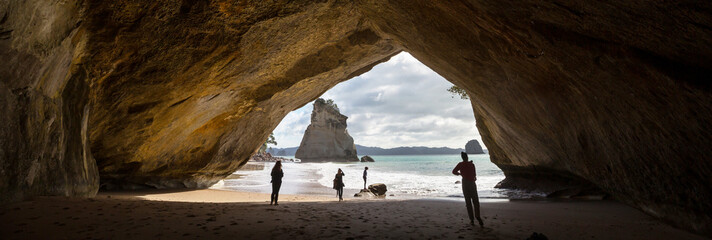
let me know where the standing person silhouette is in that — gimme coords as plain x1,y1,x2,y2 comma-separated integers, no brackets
452,152,484,226
363,167,369,189
270,161,283,205
334,168,345,201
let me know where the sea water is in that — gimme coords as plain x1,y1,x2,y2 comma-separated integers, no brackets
213,154,516,199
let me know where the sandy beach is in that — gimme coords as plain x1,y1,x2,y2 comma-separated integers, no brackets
0,189,705,240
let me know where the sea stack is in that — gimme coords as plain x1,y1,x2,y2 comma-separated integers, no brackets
361,155,375,162
465,140,485,154
295,99,359,162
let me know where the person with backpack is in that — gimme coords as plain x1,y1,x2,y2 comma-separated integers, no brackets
333,168,345,201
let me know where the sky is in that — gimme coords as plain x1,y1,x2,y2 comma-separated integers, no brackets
272,52,483,149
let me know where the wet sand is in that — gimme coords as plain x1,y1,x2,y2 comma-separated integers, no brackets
0,189,705,240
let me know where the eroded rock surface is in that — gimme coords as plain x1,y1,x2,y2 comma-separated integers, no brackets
465,140,484,154
1,0,710,235
356,1,712,234
0,0,98,202
295,98,358,162
368,183,388,196
360,155,375,162
83,1,396,188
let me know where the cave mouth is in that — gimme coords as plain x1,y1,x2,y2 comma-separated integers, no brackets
215,52,511,199
1,0,708,235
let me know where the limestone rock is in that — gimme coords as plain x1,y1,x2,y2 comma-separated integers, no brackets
354,189,375,198
249,153,297,163
465,140,485,154
84,2,396,189
360,155,375,162
295,99,359,162
368,183,388,196
357,1,712,234
0,0,98,202
1,0,711,235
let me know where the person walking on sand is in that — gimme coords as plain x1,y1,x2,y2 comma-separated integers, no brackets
452,152,484,226
334,168,345,201
363,167,369,189
270,161,284,205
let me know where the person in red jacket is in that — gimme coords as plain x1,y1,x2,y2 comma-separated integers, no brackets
452,152,484,227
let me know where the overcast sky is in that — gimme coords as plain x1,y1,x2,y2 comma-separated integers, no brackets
272,52,483,149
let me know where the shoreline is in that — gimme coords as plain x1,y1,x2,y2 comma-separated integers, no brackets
0,189,706,240
217,158,517,200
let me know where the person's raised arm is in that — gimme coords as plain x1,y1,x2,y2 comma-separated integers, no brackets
452,163,461,176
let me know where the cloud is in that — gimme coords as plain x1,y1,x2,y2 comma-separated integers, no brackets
272,52,482,149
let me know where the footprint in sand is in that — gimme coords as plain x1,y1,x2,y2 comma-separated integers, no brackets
478,227,494,233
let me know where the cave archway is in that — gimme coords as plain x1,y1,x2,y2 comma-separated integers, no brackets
1,0,710,235
225,52,508,199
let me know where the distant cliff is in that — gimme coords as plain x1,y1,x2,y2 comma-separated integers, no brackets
294,99,359,162
465,140,485,154
268,147,298,156
270,145,467,156
355,145,464,155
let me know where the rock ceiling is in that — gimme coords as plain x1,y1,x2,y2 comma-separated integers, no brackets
1,0,710,235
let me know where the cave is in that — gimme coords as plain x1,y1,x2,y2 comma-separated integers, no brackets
1,0,710,235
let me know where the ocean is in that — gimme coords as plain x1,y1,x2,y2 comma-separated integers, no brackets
212,154,521,199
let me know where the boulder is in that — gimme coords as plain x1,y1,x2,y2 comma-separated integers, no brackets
354,189,375,198
360,155,375,162
248,153,296,163
368,183,388,196
295,98,359,162
465,140,485,154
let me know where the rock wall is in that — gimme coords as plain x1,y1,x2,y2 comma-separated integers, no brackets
83,1,397,188
1,0,710,235
0,0,98,202
465,140,484,154
356,0,711,234
295,98,359,162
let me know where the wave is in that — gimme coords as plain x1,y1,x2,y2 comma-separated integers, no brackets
218,159,510,199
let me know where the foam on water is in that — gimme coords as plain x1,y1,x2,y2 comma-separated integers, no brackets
305,154,508,198
214,154,522,199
